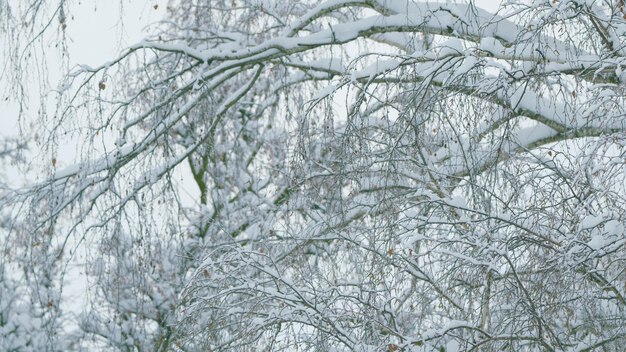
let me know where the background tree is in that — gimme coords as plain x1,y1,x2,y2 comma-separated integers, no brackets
2,0,626,351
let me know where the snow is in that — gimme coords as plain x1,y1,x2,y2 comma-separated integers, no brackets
604,220,624,236
587,234,605,250
312,83,337,100
439,38,464,56
580,215,603,230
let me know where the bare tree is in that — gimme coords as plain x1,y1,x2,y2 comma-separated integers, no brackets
2,0,626,351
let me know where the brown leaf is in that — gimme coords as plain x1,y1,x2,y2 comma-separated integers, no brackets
98,81,106,90
51,158,57,167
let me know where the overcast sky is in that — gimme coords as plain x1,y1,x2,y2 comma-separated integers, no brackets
1,1,165,138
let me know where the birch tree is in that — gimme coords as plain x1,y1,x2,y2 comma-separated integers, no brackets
2,0,626,351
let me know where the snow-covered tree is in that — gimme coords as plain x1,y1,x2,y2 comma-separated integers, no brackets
2,0,626,351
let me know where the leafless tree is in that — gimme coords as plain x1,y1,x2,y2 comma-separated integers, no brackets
2,0,626,351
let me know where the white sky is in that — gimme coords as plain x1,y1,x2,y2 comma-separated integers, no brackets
1,0,165,136
67,1,165,64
